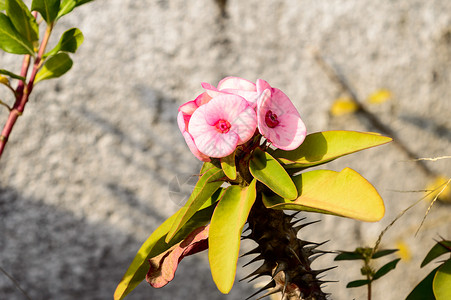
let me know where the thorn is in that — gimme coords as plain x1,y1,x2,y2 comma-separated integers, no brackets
258,232,272,241
245,280,276,300
309,253,327,263
290,218,306,227
255,287,282,300
240,263,272,282
243,225,252,233
281,271,290,299
242,255,264,267
271,262,288,277
294,220,321,232
289,247,302,263
239,246,261,258
312,266,337,276
241,233,252,240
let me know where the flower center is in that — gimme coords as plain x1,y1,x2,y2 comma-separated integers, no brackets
265,110,279,128
215,119,231,133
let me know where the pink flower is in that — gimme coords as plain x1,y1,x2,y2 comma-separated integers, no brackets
201,76,259,107
177,92,212,162
188,94,257,158
256,79,307,150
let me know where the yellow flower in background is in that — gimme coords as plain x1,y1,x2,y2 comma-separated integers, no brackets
0,75,9,85
330,97,359,116
426,176,451,203
367,89,392,104
396,240,412,262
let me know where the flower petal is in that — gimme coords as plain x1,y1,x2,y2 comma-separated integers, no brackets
230,106,257,144
203,94,249,126
182,131,210,162
256,78,271,93
260,113,306,150
217,76,256,91
179,100,198,115
194,130,239,158
220,89,258,106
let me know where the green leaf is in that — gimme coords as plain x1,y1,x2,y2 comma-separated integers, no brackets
249,148,297,200
34,52,73,83
433,259,451,300
166,163,225,242
421,240,451,267
334,251,365,261
0,12,34,54
346,279,371,288
0,68,25,81
220,151,236,180
56,0,93,19
113,190,222,300
209,179,257,294
31,0,60,24
262,168,385,222
6,0,39,43
406,266,440,300
45,27,83,57
373,258,401,280
272,131,392,170
0,0,6,10
372,249,399,259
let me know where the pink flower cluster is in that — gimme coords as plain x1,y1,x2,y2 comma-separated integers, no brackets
177,77,307,161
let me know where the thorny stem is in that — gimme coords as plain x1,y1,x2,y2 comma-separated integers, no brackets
0,23,53,160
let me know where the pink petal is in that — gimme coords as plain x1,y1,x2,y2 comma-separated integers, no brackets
146,225,210,288
201,82,223,98
259,113,306,150
194,92,212,106
256,79,271,93
220,89,258,106
217,76,256,91
203,94,249,126
179,100,198,115
270,88,301,117
182,131,210,162
177,111,188,132
230,106,257,144
193,130,239,158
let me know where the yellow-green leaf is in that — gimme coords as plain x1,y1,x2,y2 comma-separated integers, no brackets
273,131,392,170
433,259,451,300
114,190,222,300
31,0,61,24
220,151,236,180
44,27,83,57
250,148,297,200
6,0,39,43
166,163,225,242
0,12,34,55
209,179,257,294
34,52,73,83
262,168,385,222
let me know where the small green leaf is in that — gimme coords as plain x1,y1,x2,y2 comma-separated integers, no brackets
433,259,451,300
113,191,222,300
0,68,25,81
34,52,73,83
166,163,225,242
421,240,451,267
334,251,365,261
346,279,371,288
372,249,399,259
373,258,401,280
6,0,39,43
0,12,34,54
45,27,83,58
263,168,385,222
249,148,297,200
0,0,6,10
220,151,236,180
406,266,440,300
273,131,392,170
56,0,93,19
209,179,257,294
31,0,60,24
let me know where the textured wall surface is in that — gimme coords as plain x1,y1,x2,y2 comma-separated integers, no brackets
1,1,450,299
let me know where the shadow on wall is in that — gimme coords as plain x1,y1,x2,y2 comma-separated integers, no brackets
0,187,254,300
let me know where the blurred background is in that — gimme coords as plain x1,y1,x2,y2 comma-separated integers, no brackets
1,0,450,299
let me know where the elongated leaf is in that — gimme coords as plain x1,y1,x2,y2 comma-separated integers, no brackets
220,151,236,180
209,179,257,294
0,12,34,54
334,251,365,261
346,279,371,288
406,266,440,300
6,0,39,43
263,168,385,222
0,68,25,81
45,27,83,57
56,0,93,19
421,240,451,267
35,52,73,83
0,0,5,10
372,249,399,259
166,164,225,242
31,0,60,23
249,148,297,200
273,131,392,170
113,190,222,300
433,259,451,300
373,258,401,280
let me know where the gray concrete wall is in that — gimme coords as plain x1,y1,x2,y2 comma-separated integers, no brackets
1,1,450,299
